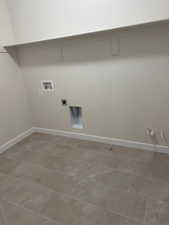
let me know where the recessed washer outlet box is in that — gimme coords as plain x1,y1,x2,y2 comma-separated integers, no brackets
69,106,84,129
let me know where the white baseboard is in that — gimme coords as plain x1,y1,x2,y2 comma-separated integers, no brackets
0,128,34,154
1,127,168,154
33,127,169,154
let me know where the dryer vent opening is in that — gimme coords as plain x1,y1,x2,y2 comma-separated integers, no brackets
69,106,84,129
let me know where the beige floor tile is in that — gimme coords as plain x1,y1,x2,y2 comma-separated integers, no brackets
132,176,169,203
0,206,5,225
75,179,146,223
42,150,119,177
1,133,169,225
18,145,118,177
0,156,19,175
116,157,150,176
73,170,138,197
145,152,169,181
24,191,144,225
39,221,60,225
0,176,53,205
0,200,51,225
144,199,169,225
11,163,85,195
0,173,8,182
0,173,10,194
1,170,146,223
76,140,111,152
109,146,155,163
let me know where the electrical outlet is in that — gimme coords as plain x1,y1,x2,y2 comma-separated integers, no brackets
61,99,67,106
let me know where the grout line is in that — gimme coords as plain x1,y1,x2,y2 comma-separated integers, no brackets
5,165,150,224
17,156,169,188
4,189,147,225
3,140,169,190
3,186,145,225
22,159,116,179
0,167,162,224
18,161,86,178
2,199,62,225
3,144,165,185
4,164,169,206
0,204,8,225
2,167,144,223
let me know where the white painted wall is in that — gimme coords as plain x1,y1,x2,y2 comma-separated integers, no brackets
0,0,14,49
7,0,169,44
19,22,169,146
0,0,32,146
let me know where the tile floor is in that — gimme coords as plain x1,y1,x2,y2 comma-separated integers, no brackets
0,133,169,225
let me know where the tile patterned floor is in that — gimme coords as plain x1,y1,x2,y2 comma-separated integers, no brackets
0,133,169,225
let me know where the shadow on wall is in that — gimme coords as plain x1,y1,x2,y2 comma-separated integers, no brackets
18,22,169,67
5,47,20,65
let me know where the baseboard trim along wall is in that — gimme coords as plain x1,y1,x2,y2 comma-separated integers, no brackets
0,128,34,154
1,127,169,154
34,127,169,154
